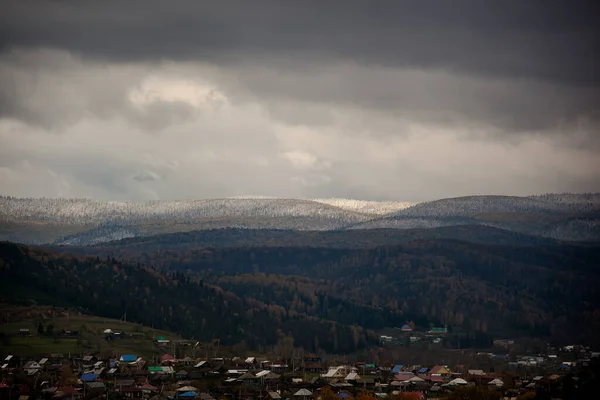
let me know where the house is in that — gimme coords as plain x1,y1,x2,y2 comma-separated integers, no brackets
304,354,321,363
322,366,354,381
265,392,281,400
120,354,137,363
238,372,260,387
401,324,413,332
4,355,19,368
304,363,322,373
468,370,486,377
160,354,176,364
175,370,189,379
447,378,468,386
429,365,451,375
19,328,30,336
180,357,194,366
356,376,378,389
392,365,404,374
156,336,170,345
488,378,504,387
344,372,360,382
80,373,99,382
394,372,416,383
428,326,447,334
193,360,209,369
23,361,42,370
82,355,96,364
293,389,312,397
85,382,106,393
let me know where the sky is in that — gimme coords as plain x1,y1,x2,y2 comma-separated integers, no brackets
0,1,599,202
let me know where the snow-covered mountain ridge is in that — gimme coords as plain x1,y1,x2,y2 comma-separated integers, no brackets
1,193,598,244
0,196,374,224
312,198,412,215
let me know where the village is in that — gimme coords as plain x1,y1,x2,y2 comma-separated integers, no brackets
1,326,598,400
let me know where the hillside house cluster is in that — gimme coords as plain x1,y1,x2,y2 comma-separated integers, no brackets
379,325,447,348
1,347,597,400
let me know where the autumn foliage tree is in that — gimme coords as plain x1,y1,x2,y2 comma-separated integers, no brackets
355,392,374,400
442,387,501,400
320,387,338,400
391,393,423,400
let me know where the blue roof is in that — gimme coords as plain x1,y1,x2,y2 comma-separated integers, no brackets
392,364,403,373
417,367,429,373
179,392,197,398
120,354,136,362
401,324,411,329
338,393,350,399
80,373,98,382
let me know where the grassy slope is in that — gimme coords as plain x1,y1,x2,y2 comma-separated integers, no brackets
0,314,183,358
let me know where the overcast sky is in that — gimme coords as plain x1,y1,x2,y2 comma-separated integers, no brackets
0,1,598,202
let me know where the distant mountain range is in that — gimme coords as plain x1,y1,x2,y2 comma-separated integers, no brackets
1,193,599,245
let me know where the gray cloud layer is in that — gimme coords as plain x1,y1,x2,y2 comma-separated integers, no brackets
0,1,598,201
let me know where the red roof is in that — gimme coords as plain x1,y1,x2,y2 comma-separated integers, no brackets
58,386,78,395
401,393,423,400
160,354,175,361
140,384,158,391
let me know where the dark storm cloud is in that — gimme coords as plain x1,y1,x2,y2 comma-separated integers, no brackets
1,0,599,201
1,0,598,84
1,0,598,137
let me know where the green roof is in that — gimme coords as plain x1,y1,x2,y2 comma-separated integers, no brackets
86,382,106,389
156,336,167,340
148,366,163,372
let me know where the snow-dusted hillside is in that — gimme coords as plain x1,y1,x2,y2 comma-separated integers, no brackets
55,226,138,246
347,216,479,230
312,198,412,215
2,193,598,244
528,193,600,212
0,196,372,225
387,195,560,218
346,194,600,241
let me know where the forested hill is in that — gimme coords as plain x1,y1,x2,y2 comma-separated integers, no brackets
4,236,600,351
0,241,378,353
98,237,600,345
54,225,566,258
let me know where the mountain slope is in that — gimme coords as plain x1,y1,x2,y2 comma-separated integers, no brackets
53,225,566,260
153,239,600,345
3,237,600,350
52,228,600,346
0,308,188,358
0,196,377,244
312,198,412,214
349,195,600,241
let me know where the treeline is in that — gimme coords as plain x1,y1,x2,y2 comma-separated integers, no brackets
57,225,564,255
77,237,600,345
